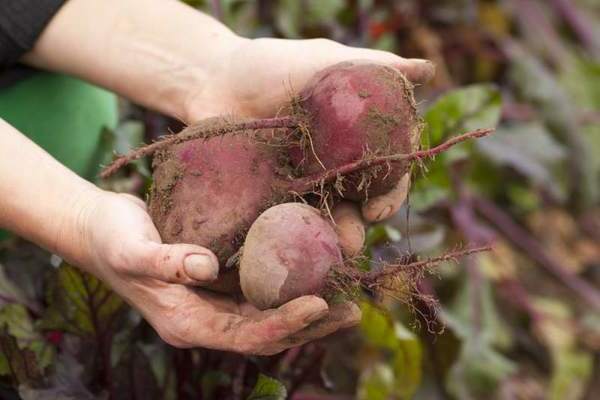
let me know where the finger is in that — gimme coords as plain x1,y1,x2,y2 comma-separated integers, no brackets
267,302,362,354
362,174,411,222
131,241,219,285
217,296,329,355
332,202,365,257
329,46,435,84
119,193,147,211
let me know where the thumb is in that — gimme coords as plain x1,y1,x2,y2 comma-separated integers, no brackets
132,241,220,285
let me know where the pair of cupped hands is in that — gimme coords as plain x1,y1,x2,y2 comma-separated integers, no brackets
85,38,434,355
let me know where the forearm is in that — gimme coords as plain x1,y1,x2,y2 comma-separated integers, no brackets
0,119,100,266
23,0,243,121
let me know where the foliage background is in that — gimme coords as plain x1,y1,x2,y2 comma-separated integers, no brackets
0,0,599,399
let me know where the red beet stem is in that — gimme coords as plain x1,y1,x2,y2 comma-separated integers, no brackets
289,128,494,192
100,116,297,178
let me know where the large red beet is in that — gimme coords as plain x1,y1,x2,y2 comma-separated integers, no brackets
291,61,422,200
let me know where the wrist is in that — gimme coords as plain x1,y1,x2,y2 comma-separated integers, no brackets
53,185,105,271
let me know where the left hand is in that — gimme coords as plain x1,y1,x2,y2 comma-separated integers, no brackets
183,38,434,255
79,191,361,355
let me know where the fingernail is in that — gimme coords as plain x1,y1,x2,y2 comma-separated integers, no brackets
376,205,393,221
184,254,217,281
417,60,436,82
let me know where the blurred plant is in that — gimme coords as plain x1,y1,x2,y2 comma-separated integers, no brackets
1,0,599,399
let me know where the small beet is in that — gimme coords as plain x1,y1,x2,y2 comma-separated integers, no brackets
240,203,342,310
291,61,422,200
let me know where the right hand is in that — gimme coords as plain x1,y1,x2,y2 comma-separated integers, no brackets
77,190,360,354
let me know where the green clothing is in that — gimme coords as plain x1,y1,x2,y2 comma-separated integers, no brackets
0,72,118,241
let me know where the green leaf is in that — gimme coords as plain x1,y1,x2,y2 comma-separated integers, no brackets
508,44,597,207
442,270,515,399
442,272,511,351
359,302,422,399
247,374,287,400
532,298,594,400
358,363,395,400
411,84,503,211
447,342,516,400
0,328,43,386
560,58,600,204
41,263,125,338
0,304,54,375
476,122,567,199
423,84,502,148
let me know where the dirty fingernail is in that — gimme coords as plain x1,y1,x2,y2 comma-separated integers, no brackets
375,205,393,221
411,59,436,83
184,254,218,281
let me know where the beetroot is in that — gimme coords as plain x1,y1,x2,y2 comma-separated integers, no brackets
290,61,422,200
239,203,342,309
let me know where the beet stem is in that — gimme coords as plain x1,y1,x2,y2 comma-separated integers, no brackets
100,116,297,178
361,245,492,283
291,127,494,192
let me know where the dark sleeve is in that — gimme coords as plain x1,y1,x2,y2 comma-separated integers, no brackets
0,0,67,68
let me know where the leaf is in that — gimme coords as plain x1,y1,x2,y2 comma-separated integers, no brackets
0,329,43,386
0,304,54,373
442,269,515,399
442,269,512,351
247,374,287,400
508,43,597,207
0,264,30,309
0,243,53,309
560,58,600,204
423,84,502,148
476,122,567,199
18,352,103,400
532,298,594,400
357,363,395,400
446,342,516,400
412,84,503,211
41,263,125,338
359,302,422,400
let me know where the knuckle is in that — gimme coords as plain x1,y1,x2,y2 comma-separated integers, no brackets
107,247,136,275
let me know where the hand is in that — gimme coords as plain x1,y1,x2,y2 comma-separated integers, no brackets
184,38,434,255
79,191,361,354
